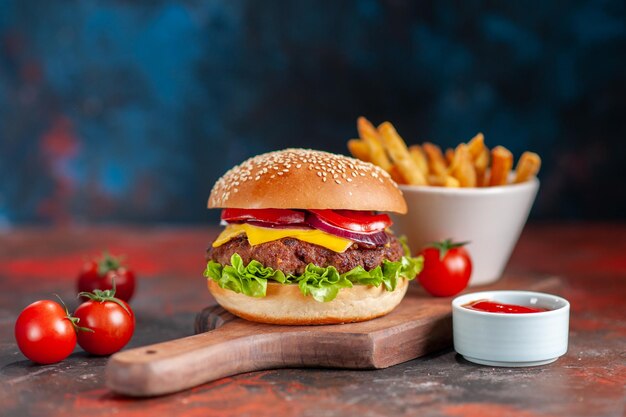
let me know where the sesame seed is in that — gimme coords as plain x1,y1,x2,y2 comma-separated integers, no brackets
317,172,322,177
335,179,341,184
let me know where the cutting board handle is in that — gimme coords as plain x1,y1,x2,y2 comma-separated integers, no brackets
106,323,279,396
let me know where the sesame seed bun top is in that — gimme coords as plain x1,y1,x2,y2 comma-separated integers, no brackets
207,148,407,213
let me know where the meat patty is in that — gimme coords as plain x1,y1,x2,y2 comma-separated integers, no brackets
207,233,404,275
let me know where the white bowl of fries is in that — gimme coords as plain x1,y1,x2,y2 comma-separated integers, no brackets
395,178,539,286
349,117,542,286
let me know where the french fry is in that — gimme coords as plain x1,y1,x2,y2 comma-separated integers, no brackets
445,148,455,165
449,144,477,187
389,164,407,184
474,146,489,186
408,145,429,176
427,174,445,187
514,151,541,183
357,117,391,171
378,122,427,185
428,174,460,188
445,176,461,188
347,139,371,162
422,142,448,176
348,118,541,189
446,144,461,173
467,133,485,160
488,146,513,186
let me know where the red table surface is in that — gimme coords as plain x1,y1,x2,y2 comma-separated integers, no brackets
0,223,625,417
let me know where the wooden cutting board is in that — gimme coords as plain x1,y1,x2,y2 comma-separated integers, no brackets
105,275,561,397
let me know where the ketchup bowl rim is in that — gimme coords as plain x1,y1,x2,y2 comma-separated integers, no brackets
452,290,570,318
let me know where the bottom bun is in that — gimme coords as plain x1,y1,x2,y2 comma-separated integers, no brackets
207,278,409,325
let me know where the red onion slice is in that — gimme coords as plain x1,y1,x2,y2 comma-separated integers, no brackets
306,214,389,248
221,208,306,224
224,216,390,248
228,220,313,230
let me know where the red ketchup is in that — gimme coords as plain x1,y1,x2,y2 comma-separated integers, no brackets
464,299,548,314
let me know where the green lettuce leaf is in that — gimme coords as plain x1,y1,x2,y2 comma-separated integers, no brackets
204,254,285,298
204,250,423,303
297,264,353,302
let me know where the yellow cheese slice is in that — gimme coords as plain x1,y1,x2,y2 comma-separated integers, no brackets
212,223,354,253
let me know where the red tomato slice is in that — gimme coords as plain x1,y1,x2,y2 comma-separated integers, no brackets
221,208,306,224
308,210,392,232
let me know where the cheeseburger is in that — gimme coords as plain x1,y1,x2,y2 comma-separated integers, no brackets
204,149,422,324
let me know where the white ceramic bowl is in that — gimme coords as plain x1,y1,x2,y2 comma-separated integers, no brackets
392,178,539,286
452,290,570,367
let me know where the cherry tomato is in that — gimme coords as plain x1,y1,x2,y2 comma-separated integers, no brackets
77,252,136,302
221,208,306,224
14,300,77,364
74,288,135,356
308,210,392,232
418,239,472,297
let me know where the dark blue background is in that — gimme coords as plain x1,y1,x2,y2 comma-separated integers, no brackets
0,0,624,226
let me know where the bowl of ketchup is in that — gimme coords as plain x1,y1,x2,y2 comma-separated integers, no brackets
452,290,570,367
